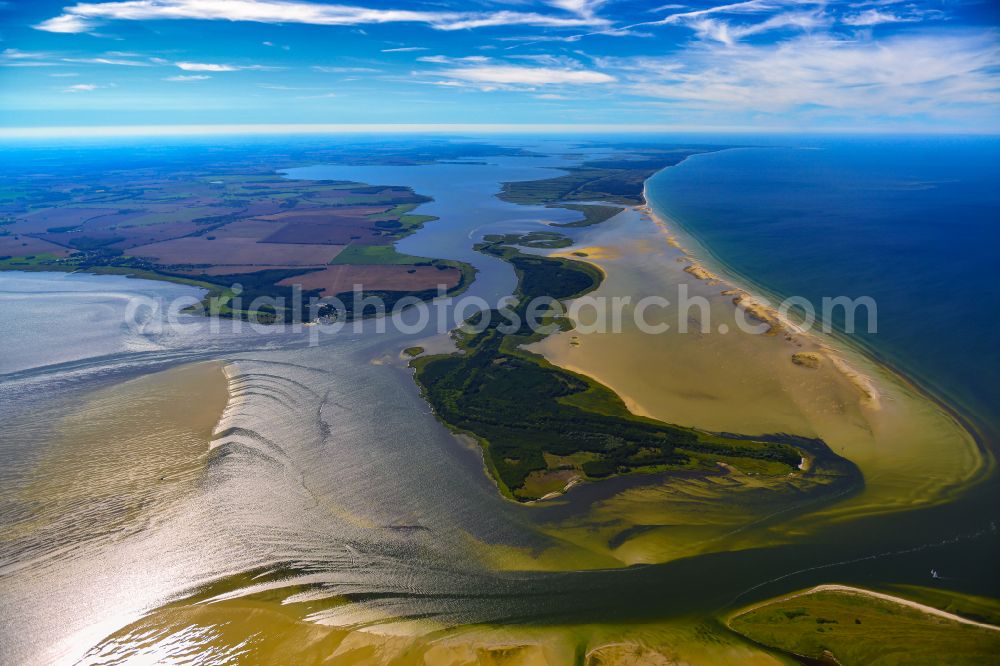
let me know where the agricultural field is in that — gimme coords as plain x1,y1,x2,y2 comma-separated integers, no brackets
277,264,460,297
0,152,474,321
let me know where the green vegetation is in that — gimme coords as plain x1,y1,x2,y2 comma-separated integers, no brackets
728,588,1000,665
68,236,126,251
0,252,64,268
499,149,718,206
330,244,432,265
366,203,438,238
482,231,573,249
168,268,322,323
403,346,425,358
413,235,809,501
549,203,624,228
883,585,1000,626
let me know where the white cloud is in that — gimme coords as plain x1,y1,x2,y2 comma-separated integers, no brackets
3,48,52,59
417,55,490,64
608,0,831,45
0,62,59,68
35,0,609,33
165,74,210,81
612,31,1000,119
37,13,96,33
690,10,829,45
429,80,469,88
175,61,274,71
438,65,614,85
63,56,150,66
313,65,380,73
841,9,916,26
382,47,428,53
64,83,99,92
846,0,911,7
510,53,588,67
1,48,151,68
175,62,238,72
547,0,607,19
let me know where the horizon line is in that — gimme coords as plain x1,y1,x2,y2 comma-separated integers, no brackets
2,123,999,139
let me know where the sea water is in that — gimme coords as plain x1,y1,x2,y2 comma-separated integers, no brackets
645,136,1000,440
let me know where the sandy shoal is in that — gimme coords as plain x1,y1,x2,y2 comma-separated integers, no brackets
528,206,984,526
9,360,230,552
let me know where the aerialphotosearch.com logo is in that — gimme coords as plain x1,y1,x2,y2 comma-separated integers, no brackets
123,282,878,344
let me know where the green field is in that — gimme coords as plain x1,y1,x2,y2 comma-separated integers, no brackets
329,244,432,265
499,149,720,206
549,203,625,228
728,587,1000,665
482,231,574,249
0,252,64,268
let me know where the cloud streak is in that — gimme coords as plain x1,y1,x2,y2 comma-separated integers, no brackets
610,31,1000,119
841,8,932,26
435,64,615,86
36,0,610,33
175,61,274,71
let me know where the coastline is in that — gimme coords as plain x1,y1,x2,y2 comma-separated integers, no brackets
724,584,1000,664
637,190,992,486
656,178,987,490
639,200,885,410
525,176,985,540
639,157,995,456
728,584,1000,632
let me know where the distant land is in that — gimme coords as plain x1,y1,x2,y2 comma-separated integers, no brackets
0,141,524,320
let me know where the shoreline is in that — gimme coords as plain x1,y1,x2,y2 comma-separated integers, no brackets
639,168,994,466
639,201,886,412
727,583,1000,632
636,194,993,482
648,184,990,485
524,173,986,530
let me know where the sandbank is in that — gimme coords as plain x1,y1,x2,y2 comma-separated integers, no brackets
523,198,984,563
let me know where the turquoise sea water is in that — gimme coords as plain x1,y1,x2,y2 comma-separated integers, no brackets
645,136,1000,441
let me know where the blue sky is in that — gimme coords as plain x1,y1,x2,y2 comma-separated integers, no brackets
1,0,998,132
